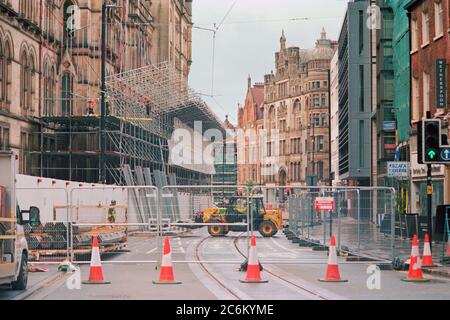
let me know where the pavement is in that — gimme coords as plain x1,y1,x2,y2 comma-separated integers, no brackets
1,228,450,300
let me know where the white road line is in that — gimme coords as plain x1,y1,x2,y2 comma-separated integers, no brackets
146,248,157,254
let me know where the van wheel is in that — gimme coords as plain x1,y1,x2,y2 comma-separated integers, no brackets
259,221,277,237
12,253,28,290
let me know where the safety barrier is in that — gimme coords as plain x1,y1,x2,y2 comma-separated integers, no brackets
17,183,422,265
261,186,398,262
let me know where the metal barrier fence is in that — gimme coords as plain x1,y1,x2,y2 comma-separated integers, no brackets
17,187,70,263
262,186,397,262
19,183,429,265
69,186,159,263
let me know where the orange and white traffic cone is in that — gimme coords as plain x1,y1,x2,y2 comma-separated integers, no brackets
82,236,110,284
240,236,268,283
422,234,435,267
402,234,429,282
153,236,181,284
319,235,347,282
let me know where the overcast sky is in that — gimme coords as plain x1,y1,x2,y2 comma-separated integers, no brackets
189,0,349,126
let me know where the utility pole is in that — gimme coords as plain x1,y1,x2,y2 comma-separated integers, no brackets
327,69,333,238
427,163,433,250
99,2,107,184
426,111,433,251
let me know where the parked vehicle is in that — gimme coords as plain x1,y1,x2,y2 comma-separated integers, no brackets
0,151,39,290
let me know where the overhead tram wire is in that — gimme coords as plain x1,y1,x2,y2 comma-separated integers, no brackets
194,15,342,28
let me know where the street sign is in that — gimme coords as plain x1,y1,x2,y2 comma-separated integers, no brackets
315,197,335,211
441,149,450,161
436,59,447,109
387,162,410,178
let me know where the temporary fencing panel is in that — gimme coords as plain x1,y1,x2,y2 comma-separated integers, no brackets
17,187,70,263
271,186,398,262
69,186,158,262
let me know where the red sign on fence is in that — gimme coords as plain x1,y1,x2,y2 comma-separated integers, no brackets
315,197,335,211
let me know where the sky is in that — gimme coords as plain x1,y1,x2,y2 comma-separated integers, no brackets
189,0,349,126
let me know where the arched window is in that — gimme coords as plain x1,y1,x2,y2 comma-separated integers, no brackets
28,53,35,111
293,99,301,113
63,1,75,48
43,60,49,115
20,51,28,110
49,66,56,115
4,40,11,105
61,72,73,115
0,41,3,102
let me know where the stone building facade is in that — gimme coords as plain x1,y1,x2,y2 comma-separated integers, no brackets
152,0,192,83
0,0,193,179
262,30,336,187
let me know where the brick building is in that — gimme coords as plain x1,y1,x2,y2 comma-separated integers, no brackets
237,77,265,185
405,0,449,215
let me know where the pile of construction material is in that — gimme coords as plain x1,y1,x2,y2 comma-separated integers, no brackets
25,222,69,250
25,223,127,252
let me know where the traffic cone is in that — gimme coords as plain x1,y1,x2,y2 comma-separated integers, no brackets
401,235,429,282
319,235,347,282
153,236,181,284
82,236,110,284
240,236,268,283
422,234,435,267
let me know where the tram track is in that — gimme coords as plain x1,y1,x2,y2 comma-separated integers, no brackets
194,235,243,300
194,232,329,300
232,234,329,300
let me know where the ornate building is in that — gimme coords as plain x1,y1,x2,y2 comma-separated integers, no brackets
152,0,192,83
261,29,337,187
0,0,209,185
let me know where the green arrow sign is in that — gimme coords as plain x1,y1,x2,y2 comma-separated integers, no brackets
427,150,437,159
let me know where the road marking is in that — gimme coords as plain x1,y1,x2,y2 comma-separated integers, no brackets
146,248,157,254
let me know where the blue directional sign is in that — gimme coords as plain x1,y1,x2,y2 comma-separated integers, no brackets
441,149,450,161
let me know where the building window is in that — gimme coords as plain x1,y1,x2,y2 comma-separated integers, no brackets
411,18,419,51
412,76,420,121
422,10,429,45
63,1,75,48
315,136,324,152
359,10,364,54
359,120,365,167
423,72,430,116
313,94,320,107
61,72,74,115
360,65,365,112
321,113,326,127
20,51,28,110
28,54,35,112
0,126,10,150
434,1,443,37
317,161,324,180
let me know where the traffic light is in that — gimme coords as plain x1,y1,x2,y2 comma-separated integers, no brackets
421,119,442,163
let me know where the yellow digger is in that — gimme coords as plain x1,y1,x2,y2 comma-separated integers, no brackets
195,196,282,237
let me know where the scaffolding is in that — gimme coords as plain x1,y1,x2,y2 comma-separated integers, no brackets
30,4,224,185
105,61,224,135
34,61,225,185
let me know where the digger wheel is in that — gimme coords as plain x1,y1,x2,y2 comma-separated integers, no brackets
208,224,225,237
259,221,277,237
